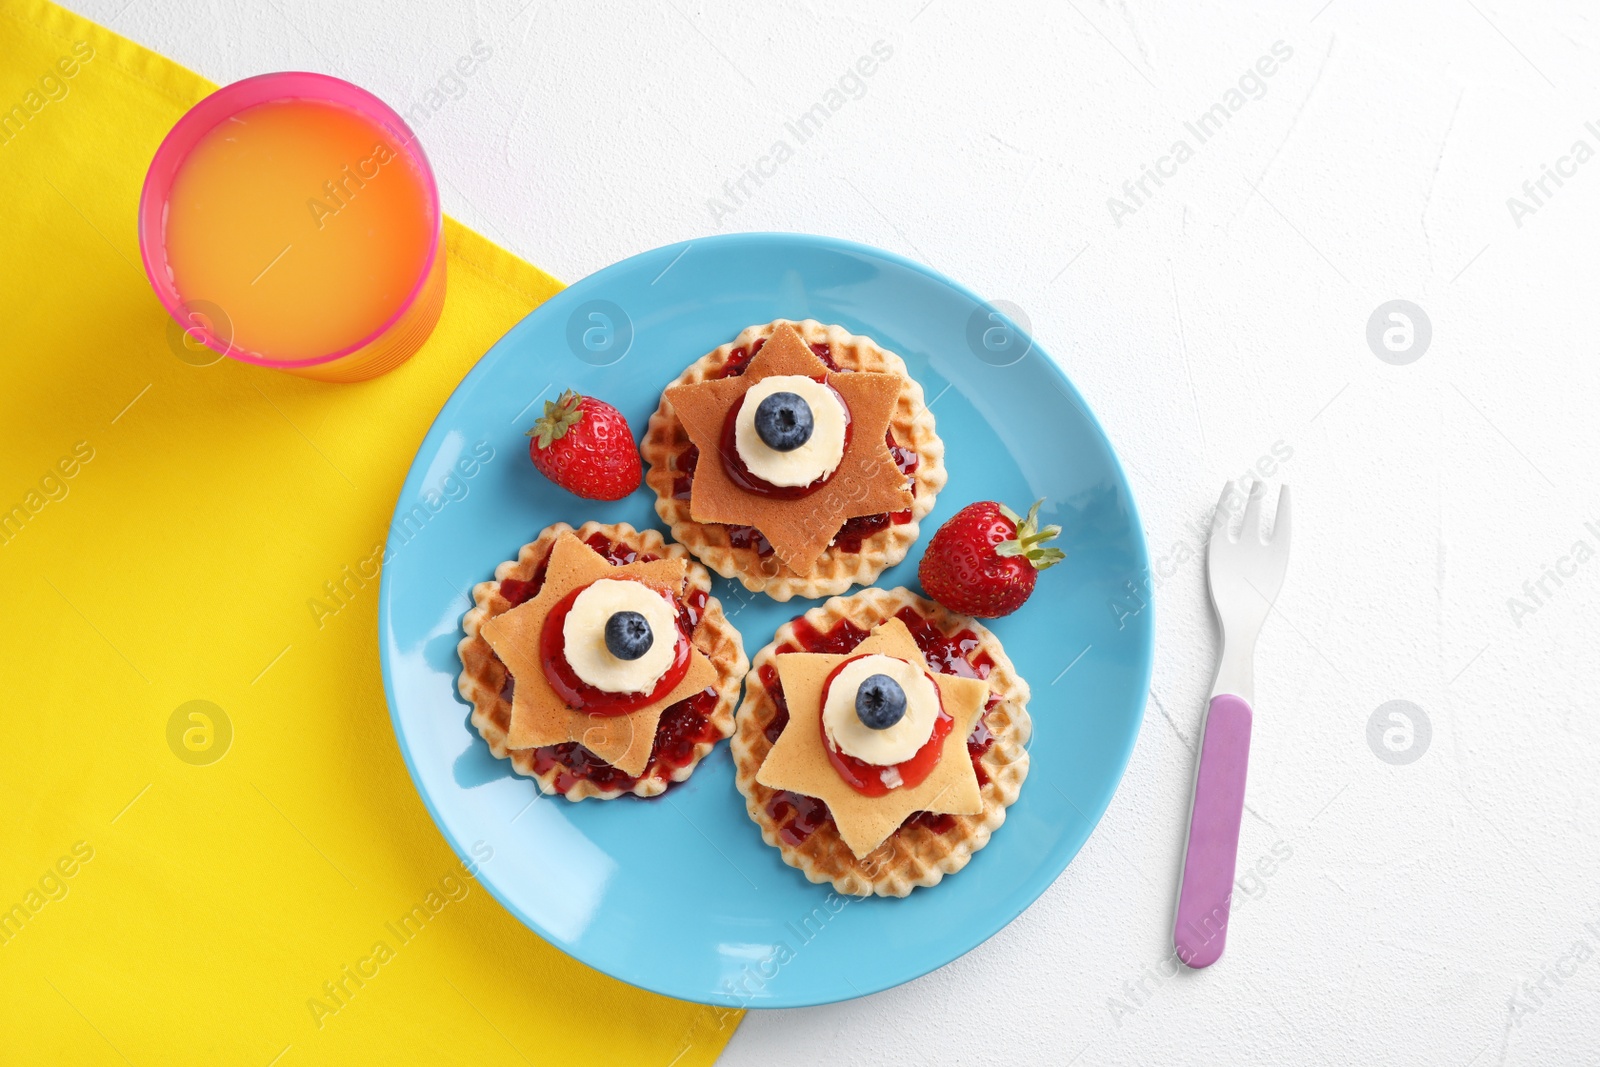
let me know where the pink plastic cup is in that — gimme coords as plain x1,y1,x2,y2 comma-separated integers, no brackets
138,72,445,383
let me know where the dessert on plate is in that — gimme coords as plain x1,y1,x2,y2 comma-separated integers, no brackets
457,521,747,800
731,586,1031,896
642,319,946,601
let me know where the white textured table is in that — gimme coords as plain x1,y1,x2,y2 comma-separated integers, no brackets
87,0,1600,1062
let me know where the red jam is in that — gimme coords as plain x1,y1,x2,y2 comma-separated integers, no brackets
906,811,957,834
716,378,852,499
758,663,788,744
583,531,657,565
831,513,892,554
715,336,766,378
765,789,835,846
490,533,721,795
967,707,997,787
498,557,548,606
678,586,709,633
894,606,995,679
782,616,870,656
669,446,698,502
761,606,998,842
539,580,693,715
528,686,722,794
498,532,653,605
714,337,840,379
671,445,775,556
726,524,774,556
818,655,952,797
830,432,919,552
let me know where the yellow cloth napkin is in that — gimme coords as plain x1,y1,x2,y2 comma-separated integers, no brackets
0,0,740,1061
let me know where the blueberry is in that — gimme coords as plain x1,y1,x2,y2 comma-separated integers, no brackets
854,674,907,730
753,391,814,452
604,611,653,661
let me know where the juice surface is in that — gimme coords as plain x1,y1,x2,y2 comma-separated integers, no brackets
163,98,434,361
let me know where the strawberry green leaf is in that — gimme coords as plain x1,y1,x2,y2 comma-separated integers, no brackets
526,389,585,450
998,498,1066,570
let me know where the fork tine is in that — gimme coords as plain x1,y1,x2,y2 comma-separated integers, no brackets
1240,479,1265,542
1270,484,1291,547
1211,481,1241,542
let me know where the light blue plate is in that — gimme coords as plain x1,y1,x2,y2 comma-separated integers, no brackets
378,233,1153,1008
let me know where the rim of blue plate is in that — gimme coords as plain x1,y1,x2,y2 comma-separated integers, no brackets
377,231,1155,1007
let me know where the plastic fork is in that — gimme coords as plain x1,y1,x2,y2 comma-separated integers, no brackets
1173,479,1291,968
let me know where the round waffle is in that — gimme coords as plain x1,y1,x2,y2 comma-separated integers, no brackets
731,587,1031,896
642,319,946,601
457,521,748,801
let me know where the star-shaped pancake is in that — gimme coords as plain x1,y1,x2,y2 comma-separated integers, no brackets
756,617,989,858
665,323,913,572
479,533,716,777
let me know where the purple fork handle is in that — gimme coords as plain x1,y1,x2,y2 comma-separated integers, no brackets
1174,693,1253,969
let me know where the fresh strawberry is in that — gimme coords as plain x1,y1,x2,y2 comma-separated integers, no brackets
918,500,1064,617
525,389,641,501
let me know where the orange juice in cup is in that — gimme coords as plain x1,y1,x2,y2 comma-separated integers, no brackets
140,72,444,382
